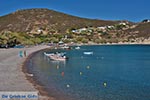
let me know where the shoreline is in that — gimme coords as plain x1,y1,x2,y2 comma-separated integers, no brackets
71,42,150,46
21,43,149,100
22,47,55,100
23,46,73,100
22,43,150,100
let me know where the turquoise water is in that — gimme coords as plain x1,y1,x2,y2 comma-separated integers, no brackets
26,45,150,100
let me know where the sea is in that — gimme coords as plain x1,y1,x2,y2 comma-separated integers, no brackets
26,45,150,100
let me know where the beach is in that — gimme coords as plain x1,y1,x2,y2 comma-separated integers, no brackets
0,45,54,100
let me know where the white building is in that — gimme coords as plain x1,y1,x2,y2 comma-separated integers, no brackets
97,26,106,30
119,22,127,25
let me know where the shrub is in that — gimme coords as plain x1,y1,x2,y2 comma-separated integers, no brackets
81,38,88,43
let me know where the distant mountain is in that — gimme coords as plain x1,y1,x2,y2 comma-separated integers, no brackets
0,8,118,34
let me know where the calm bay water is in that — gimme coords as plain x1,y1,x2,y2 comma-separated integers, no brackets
26,45,150,100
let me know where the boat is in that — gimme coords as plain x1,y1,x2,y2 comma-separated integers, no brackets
61,44,71,50
44,52,54,56
61,46,71,50
83,52,93,55
44,52,67,61
62,46,70,49
75,46,80,50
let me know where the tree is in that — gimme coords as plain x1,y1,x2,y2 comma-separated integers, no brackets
94,39,101,44
81,38,88,43
49,37,59,43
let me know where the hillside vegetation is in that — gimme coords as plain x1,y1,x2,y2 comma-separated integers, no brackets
0,8,150,46
0,9,117,33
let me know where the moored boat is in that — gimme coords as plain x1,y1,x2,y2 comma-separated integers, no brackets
75,46,80,50
61,44,71,50
44,52,67,61
83,52,93,55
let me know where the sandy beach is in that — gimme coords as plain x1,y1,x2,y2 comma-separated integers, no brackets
0,45,54,100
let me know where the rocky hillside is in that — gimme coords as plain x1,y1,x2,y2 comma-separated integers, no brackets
0,8,149,46
0,8,118,34
126,22,150,37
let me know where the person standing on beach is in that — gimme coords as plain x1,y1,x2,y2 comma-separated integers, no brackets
24,50,26,57
19,51,23,57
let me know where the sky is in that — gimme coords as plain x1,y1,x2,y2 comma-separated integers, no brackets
0,0,149,22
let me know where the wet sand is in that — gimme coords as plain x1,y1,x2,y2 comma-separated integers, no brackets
0,45,54,100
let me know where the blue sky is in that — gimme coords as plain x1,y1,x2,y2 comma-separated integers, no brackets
0,0,149,22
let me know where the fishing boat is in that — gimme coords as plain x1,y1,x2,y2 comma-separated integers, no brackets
61,44,71,50
61,46,71,50
44,52,54,56
44,52,67,61
83,52,93,55
75,46,80,50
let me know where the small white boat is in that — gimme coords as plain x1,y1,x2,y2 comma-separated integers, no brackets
61,46,71,50
61,44,71,50
75,46,80,50
26,73,34,77
44,52,67,61
44,52,54,56
49,55,66,61
83,52,93,55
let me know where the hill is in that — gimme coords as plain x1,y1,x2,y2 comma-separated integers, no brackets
0,8,118,34
0,8,149,46
127,22,150,37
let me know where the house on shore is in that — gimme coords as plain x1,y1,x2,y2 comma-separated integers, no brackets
142,19,150,23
